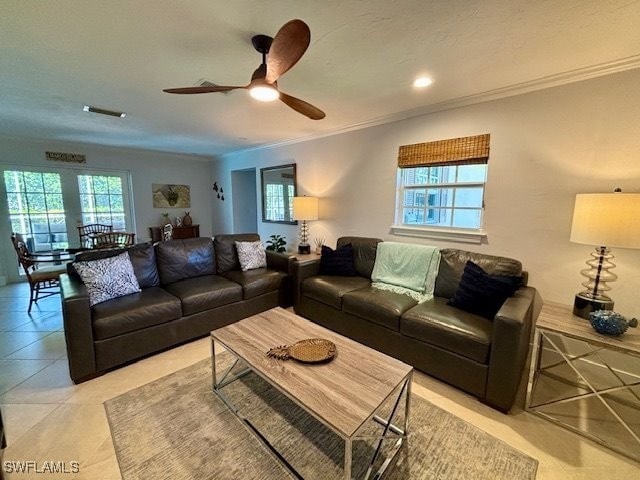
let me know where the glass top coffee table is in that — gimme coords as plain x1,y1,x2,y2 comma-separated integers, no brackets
211,307,413,479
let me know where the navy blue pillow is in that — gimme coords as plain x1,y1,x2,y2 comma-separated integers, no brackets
448,261,521,319
319,244,356,276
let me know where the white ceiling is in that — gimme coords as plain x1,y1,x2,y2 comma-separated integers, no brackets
2,0,640,157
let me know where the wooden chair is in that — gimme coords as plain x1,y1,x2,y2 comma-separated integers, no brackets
78,224,113,249
92,232,136,250
11,233,67,313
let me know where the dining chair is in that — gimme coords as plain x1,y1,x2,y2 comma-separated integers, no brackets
92,232,136,250
11,233,68,313
77,224,113,249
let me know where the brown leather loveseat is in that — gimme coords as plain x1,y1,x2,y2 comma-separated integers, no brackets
61,234,292,383
294,236,541,412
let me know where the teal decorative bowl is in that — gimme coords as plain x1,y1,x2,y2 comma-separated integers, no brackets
589,310,638,336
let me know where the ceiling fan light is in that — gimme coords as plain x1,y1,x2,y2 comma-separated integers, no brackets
413,76,433,88
249,85,280,102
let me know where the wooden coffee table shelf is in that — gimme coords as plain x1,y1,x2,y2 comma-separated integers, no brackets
211,307,413,479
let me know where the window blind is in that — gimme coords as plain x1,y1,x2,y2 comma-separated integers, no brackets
397,134,490,168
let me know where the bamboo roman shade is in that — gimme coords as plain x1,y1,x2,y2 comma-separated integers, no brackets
397,134,490,168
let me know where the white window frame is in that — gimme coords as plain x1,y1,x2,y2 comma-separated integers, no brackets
391,164,488,244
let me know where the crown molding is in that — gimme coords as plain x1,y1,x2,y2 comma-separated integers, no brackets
227,55,640,157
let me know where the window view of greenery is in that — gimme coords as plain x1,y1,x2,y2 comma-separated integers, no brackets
4,170,68,252
265,184,294,222
399,164,487,229
78,175,126,230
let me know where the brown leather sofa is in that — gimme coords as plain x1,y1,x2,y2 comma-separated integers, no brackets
294,236,541,412
61,234,292,383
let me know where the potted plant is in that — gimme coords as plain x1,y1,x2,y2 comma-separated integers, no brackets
265,235,286,253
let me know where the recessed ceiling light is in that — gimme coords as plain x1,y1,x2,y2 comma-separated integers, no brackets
83,105,126,118
413,76,433,88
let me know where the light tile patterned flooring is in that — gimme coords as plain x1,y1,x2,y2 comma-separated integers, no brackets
0,282,637,479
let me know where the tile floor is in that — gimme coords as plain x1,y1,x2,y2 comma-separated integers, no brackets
0,282,638,479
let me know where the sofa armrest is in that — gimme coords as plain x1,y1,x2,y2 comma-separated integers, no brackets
485,286,541,412
292,258,321,310
266,250,295,274
60,273,97,383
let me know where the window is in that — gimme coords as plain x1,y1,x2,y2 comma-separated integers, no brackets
78,175,126,230
4,170,69,252
398,164,487,229
392,134,490,242
264,183,294,222
265,183,285,221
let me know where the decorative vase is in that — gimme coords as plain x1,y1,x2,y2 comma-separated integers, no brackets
182,211,193,226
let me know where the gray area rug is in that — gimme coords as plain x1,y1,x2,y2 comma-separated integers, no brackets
105,358,538,480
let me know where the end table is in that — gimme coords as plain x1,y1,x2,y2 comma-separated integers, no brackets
525,302,640,461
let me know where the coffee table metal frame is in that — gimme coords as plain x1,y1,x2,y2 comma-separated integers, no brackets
211,337,412,480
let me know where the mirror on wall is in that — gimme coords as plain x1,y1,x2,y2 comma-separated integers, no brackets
260,164,297,224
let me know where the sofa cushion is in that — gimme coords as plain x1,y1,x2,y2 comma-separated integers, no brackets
448,261,521,320
92,287,181,340
319,244,356,276
235,240,267,271
156,238,216,285
223,269,287,300
127,243,160,288
69,243,159,288
214,234,260,274
73,252,141,307
164,274,242,316
337,237,382,278
343,287,417,331
401,297,493,364
302,276,370,309
434,248,522,299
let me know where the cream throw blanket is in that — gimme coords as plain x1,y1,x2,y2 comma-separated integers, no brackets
371,242,440,303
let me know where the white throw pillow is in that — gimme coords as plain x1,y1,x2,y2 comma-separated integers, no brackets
73,252,141,306
235,240,267,271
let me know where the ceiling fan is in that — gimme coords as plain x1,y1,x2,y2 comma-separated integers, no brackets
163,19,325,120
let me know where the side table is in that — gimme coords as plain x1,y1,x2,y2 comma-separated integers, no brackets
291,252,321,265
525,302,640,461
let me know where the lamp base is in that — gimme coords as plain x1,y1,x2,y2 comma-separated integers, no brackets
573,294,614,319
298,244,311,254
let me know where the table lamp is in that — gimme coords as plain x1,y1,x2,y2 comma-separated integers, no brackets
292,196,318,254
569,191,640,318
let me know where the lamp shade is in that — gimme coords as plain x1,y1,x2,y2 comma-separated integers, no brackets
570,193,640,249
292,197,318,221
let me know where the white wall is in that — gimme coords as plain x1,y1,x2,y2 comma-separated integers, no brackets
1,137,214,282
231,169,258,233
211,68,640,317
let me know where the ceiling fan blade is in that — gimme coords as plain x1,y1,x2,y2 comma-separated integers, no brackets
266,19,311,83
163,85,245,94
279,91,325,120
